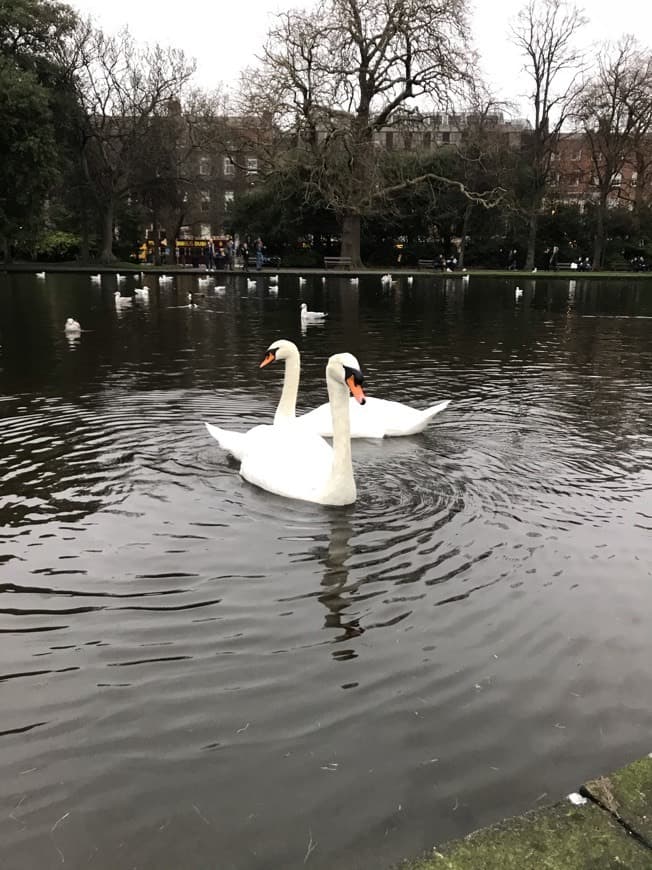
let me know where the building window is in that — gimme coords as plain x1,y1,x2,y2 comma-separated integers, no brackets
246,157,258,175
441,131,451,144
224,190,234,208
201,190,210,213
199,157,210,176
632,171,638,187
223,157,235,176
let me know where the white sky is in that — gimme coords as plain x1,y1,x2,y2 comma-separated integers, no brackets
69,0,652,118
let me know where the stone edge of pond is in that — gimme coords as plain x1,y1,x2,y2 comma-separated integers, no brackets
397,753,652,870
2,264,652,280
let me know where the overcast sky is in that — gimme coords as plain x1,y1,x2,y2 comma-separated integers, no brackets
69,0,651,118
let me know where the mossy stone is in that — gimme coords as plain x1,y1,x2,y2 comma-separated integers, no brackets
583,755,652,847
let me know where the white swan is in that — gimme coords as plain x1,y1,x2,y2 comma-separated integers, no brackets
407,275,414,286
134,287,149,298
90,273,102,282
247,278,257,289
114,291,132,307
269,274,279,284
64,317,81,334
214,285,226,293
300,303,327,323
269,284,278,295
299,277,307,287
36,271,46,279
207,352,366,505
268,339,451,439
515,285,523,300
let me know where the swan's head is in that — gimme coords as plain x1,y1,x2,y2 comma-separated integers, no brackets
259,339,299,368
327,352,366,404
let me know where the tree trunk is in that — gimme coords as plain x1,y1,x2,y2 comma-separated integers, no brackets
592,199,606,271
79,193,90,262
458,204,473,269
525,210,538,271
152,213,161,266
0,234,10,263
340,213,362,267
99,201,116,263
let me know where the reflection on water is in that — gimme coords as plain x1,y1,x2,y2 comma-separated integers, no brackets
0,271,651,869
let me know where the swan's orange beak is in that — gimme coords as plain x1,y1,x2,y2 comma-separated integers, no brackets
346,375,366,404
259,351,276,368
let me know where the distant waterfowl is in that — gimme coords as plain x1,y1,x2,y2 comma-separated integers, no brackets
269,274,279,284
159,274,173,283
381,273,393,285
321,276,326,285
214,285,226,293
247,278,257,289
300,303,327,323
206,351,366,505
407,276,414,286
114,291,132,307
116,273,125,282
269,283,278,295
515,286,523,300
298,277,307,287
90,273,102,282
35,271,45,279
134,287,149,298
64,317,81,334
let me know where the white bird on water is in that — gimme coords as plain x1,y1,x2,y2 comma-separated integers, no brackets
36,271,46,279
90,273,101,282
407,275,414,286
247,278,257,290
64,318,81,334
515,285,523,300
116,273,125,282
299,277,307,287
300,303,327,323
114,291,132,307
134,287,149,298
269,274,279,284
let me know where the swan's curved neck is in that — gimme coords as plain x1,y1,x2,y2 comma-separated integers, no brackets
274,351,300,424
324,372,355,501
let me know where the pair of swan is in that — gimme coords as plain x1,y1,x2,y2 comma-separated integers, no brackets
207,350,365,505
205,340,450,505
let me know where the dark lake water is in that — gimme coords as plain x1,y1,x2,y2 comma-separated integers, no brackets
0,270,651,870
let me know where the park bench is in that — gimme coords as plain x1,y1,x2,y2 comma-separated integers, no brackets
418,259,436,269
323,256,352,269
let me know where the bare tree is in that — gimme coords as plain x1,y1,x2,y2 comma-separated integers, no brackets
62,22,195,262
511,0,586,269
574,38,652,268
241,0,480,266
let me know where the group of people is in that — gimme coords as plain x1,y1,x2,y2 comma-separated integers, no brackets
203,237,265,271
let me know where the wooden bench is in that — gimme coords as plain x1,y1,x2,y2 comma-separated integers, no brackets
324,256,352,269
418,259,436,269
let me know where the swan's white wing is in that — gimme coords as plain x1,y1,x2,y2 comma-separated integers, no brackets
375,398,451,436
297,401,385,439
239,426,339,503
204,422,247,462
296,397,450,438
